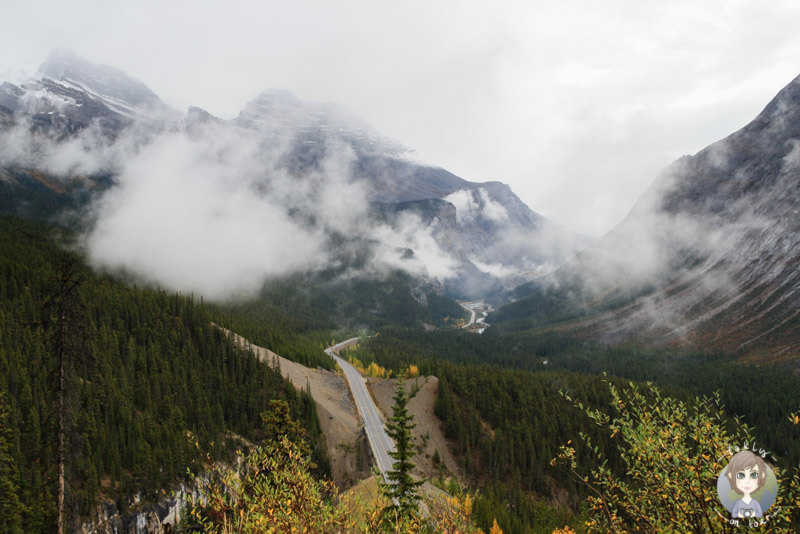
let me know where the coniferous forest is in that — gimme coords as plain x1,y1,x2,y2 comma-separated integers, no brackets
2,210,799,534
347,326,800,533
0,217,326,531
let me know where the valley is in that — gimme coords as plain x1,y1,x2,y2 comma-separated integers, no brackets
2,50,800,533
460,300,493,333
217,329,464,502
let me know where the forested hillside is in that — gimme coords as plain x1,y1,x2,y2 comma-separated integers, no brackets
209,267,466,370
0,217,326,532
349,327,800,533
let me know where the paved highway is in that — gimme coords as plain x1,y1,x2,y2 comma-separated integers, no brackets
462,303,477,328
325,339,395,481
460,301,492,333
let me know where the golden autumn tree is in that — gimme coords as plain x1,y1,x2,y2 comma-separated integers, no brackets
553,380,800,533
187,435,353,533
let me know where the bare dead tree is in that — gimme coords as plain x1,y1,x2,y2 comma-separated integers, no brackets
41,253,84,534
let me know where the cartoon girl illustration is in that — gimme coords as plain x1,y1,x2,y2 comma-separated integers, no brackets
724,451,768,519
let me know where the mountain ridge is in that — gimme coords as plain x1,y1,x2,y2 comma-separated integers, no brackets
493,71,800,361
0,50,587,300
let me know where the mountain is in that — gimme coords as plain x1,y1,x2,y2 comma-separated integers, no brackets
0,51,586,300
1,49,174,138
0,51,178,220
222,88,588,297
493,72,800,361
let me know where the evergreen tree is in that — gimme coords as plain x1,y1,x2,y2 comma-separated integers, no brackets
0,217,332,529
0,392,24,533
260,399,310,456
383,378,423,519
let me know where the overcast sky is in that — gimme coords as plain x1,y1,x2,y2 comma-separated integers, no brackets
3,0,800,236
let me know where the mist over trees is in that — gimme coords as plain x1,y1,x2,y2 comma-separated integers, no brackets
0,217,326,531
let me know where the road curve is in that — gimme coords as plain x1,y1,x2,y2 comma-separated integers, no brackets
460,301,491,333
325,340,395,481
462,304,477,328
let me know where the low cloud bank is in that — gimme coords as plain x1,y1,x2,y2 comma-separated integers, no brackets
1,113,465,300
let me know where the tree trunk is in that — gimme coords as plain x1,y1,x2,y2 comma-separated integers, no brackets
57,308,66,534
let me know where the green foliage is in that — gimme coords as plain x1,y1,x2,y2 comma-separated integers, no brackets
357,326,584,371
188,432,485,534
382,378,424,521
553,380,800,533
208,269,466,371
473,486,580,534
491,276,663,333
260,399,313,460
360,328,800,467
0,217,326,530
0,392,25,533
356,327,800,533
427,360,614,533
207,280,337,370
187,436,351,533
0,170,114,223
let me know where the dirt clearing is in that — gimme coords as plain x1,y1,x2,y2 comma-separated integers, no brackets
367,376,463,480
222,329,370,488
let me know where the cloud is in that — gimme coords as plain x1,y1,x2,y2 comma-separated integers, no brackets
4,0,800,239
443,189,479,224
368,212,459,281
478,188,509,222
0,83,467,299
83,125,329,300
0,120,122,176
55,108,469,300
471,258,514,278
444,187,508,224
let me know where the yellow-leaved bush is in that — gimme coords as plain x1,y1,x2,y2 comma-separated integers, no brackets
552,380,800,534
187,435,353,533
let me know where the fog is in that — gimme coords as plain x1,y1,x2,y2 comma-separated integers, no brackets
0,121,122,176
2,0,800,309
533,77,800,346
3,1,800,237
0,109,464,299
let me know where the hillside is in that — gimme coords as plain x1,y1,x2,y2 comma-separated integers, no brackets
0,51,586,301
492,71,800,361
220,327,370,489
6,50,800,534
0,217,326,531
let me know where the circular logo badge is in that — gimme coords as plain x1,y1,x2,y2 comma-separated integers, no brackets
717,450,778,521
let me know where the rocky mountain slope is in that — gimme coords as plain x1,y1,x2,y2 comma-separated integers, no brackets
0,49,174,138
494,72,800,360
0,51,585,300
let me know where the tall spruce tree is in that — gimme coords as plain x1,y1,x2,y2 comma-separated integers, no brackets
383,378,423,519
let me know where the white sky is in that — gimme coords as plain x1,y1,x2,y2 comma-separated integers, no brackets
3,0,800,236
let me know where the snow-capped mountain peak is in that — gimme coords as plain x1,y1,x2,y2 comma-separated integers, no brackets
38,49,166,113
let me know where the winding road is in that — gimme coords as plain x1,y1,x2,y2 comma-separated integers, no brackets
325,339,395,481
460,301,492,333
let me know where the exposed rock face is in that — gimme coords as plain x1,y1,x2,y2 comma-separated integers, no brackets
497,73,800,359
39,49,167,113
1,50,175,141
78,485,190,534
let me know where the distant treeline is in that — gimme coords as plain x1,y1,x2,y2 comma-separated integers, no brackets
208,268,466,370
